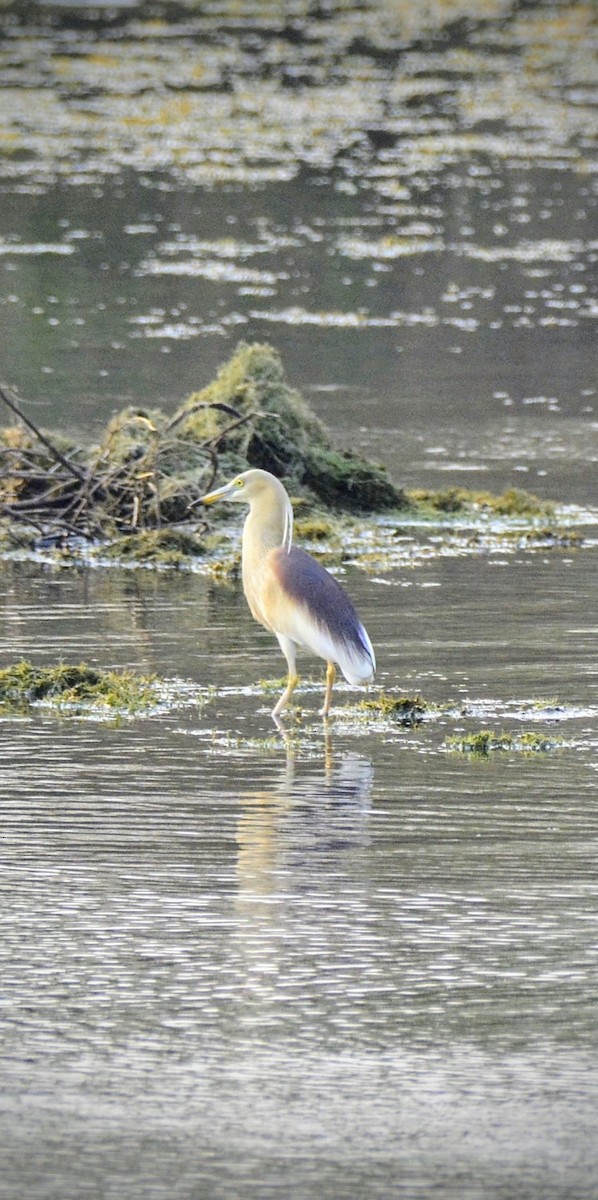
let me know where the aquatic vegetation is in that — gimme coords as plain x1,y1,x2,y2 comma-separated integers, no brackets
407,486,555,518
0,345,595,573
104,527,207,566
360,693,428,726
502,528,585,549
206,553,241,584
445,729,565,754
0,660,161,715
256,676,290,695
176,342,403,510
293,515,338,542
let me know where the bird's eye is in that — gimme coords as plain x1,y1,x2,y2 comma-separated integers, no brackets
235,478,244,488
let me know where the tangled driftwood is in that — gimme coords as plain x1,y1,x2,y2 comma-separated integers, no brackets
0,343,403,550
0,383,255,542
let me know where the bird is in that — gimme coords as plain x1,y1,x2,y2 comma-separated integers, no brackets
198,468,375,720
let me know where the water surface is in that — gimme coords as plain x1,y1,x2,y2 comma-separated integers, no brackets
1,550,598,1199
1,2,598,1197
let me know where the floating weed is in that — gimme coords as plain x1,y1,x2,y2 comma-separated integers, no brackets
454,697,598,725
256,676,289,695
104,528,207,567
504,528,585,549
0,660,160,716
445,729,566,755
0,660,207,719
205,731,286,756
359,692,429,726
293,515,338,542
205,552,241,584
407,485,556,519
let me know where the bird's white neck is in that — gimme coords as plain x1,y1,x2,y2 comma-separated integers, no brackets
243,479,293,560
241,480,293,629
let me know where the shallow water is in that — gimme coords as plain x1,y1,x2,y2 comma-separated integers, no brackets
1,1,598,1197
1,549,598,1199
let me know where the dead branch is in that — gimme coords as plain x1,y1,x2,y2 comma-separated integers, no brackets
0,384,86,482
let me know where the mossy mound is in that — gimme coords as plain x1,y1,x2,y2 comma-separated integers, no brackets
0,344,404,552
0,660,160,713
173,342,404,511
301,445,402,510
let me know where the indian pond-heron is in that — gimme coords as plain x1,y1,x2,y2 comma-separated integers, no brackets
199,469,375,720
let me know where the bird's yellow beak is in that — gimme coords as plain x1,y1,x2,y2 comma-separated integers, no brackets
195,480,237,506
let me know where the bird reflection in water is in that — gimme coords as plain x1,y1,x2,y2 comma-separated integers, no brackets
235,731,374,904
230,734,374,1021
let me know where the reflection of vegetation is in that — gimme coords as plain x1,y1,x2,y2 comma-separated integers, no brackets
0,660,160,715
1,2,593,191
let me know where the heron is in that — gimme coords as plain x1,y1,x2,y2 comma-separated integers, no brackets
198,468,375,720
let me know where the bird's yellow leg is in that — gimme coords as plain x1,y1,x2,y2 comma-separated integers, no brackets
321,661,336,718
272,671,299,718
272,634,299,719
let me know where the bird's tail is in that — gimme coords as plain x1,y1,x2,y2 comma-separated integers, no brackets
338,623,376,685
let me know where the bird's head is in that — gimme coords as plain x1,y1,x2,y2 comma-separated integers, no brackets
197,468,280,507
196,468,294,550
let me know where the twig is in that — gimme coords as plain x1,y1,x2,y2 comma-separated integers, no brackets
165,400,245,435
205,409,260,449
0,501,46,536
0,383,86,482
5,482,80,511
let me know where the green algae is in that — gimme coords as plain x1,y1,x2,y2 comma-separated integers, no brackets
206,552,241,584
293,514,338,542
302,445,403,512
494,527,585,549
0,660,160,715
